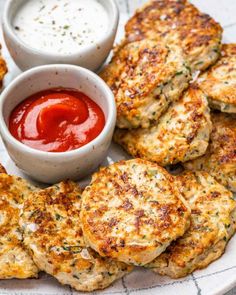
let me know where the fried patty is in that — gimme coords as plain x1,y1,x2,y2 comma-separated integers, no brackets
0,174,39,279
184,112,236,192
114,85,212,166
100,39,191,129
0,45,7,88
147,171,236,278
81,159,191,266
124,0,222,72
20,181,132,292
198,44,236,113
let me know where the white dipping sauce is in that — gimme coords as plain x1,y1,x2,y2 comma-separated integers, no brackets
13,0,109,55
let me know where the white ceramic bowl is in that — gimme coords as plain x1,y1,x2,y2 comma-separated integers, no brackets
2,0,119,71
0,64,116,183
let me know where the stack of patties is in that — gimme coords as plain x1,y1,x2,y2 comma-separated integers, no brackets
0,0,236,290
0,164,132,291
0,160,191,290
114,85,212,166
11,159,191,290
101,0,223,168
0,158,235,287
19,180,132,292
80,159,236,278
184,44,236,192
99,0,236,280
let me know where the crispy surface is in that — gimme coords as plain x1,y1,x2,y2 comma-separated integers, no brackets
184,112,236,192
198,44,236,113
147,171,236,278
0,174,39,279
100,39,191,129
0,45,7,88
81,159,191,266
114,85,212,166
20,181,132,292
124,0,222,72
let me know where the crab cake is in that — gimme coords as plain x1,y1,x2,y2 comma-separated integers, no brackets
81,159,191,266
198,44,236,113
20,181,132,292
184,112,236,192
0,45,7,88
0,174,39,279
114,86,212,166
100,39,191,129
147,171,236,278
124,0,222,72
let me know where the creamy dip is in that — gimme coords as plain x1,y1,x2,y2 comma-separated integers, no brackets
13,0,109,55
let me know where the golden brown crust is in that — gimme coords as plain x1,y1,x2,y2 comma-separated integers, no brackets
222,43,236,56
0,164,6,174
198,44,236,112
0,45,7,88
0,174,39,279
114,85,212,166
20,181,132,292
81,159,191,266
125,0,186,43
147,171,236,278
124,0,222,71
184,112,236,192
100,39,190,129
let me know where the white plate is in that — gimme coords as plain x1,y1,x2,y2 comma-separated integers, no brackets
0,1,236,294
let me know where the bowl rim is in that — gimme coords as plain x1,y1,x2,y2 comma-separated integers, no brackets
0,64,117,159
2,0,119,58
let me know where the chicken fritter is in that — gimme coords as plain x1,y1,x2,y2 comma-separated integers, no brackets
147,171,236,278
100,39,191,129
198,44,236,113
124,0,222,72
184,112,236,192
0,174,39,279
114,85,212,166
20,181,132,292
81,159,191,266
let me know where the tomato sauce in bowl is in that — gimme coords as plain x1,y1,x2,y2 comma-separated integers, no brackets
9,88,105,152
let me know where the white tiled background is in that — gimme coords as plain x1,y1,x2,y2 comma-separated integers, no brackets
0,0,236,294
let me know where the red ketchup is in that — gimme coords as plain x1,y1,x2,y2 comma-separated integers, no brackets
9,88,105,152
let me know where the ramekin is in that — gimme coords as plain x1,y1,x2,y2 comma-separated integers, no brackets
0,64,116,183
2,0,119,71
